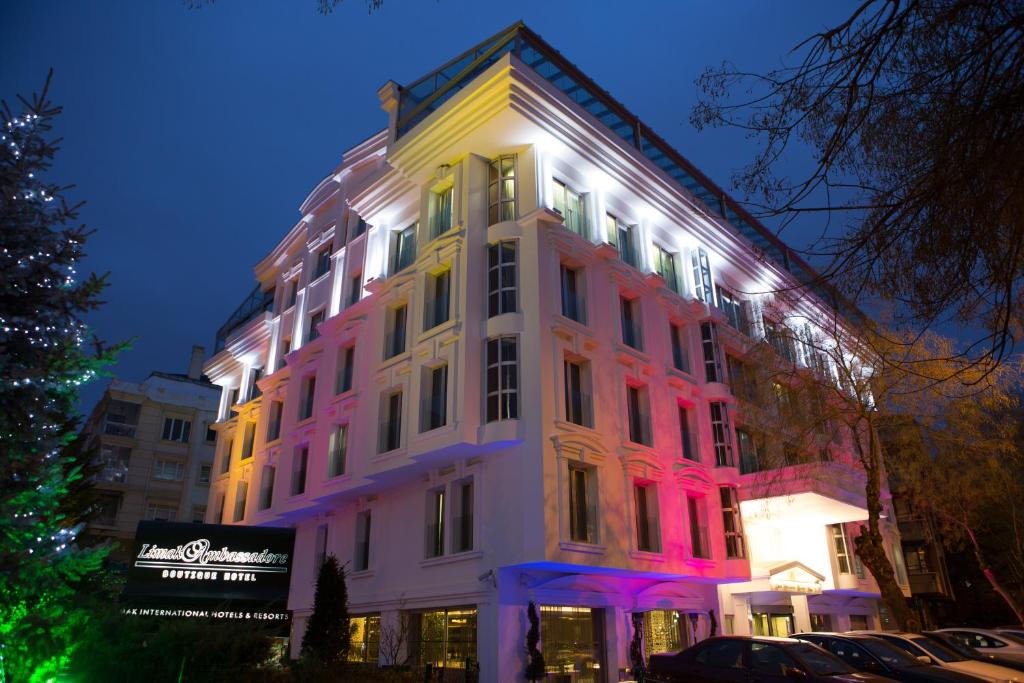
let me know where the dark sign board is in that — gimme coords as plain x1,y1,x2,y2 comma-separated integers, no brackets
122,521,295,623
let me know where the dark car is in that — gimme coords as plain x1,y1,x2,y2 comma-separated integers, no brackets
646,635,898,682
793,633,986,682
925,631,1024,674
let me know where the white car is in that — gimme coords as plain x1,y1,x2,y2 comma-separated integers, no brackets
857,631,1024,682
938,628,1024,665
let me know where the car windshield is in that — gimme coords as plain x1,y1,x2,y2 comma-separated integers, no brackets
790,643,855,675
999,632,1024,645
912,636,964,662
927,634,980,657
859,638,925,667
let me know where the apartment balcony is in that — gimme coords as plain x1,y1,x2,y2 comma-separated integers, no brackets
102,420,136,438
739,460,868,526
896,517,929,543
909,571,951,597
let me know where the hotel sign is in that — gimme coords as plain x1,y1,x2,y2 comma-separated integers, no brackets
122,521,295,622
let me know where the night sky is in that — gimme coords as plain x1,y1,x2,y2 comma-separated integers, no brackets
1,0,856,413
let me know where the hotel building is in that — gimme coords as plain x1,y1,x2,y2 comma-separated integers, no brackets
203,23,908,681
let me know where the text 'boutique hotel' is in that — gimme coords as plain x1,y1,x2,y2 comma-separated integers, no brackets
203,23,909,682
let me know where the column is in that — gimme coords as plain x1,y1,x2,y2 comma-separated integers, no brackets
791,594,812,634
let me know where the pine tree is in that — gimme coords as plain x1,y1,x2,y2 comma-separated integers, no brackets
0,71,120,682
300,555,350,666
524,601,545,682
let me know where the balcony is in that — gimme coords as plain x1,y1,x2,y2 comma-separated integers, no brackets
103,420,136,438
909,571,950,597
739,461,869,526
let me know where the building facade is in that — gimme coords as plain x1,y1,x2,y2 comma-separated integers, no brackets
82,346,220,565
204,23,907,681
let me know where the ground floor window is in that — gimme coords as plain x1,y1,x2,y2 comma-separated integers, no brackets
642,610,688,657
751,610,793,637
540,606,606,683
849,614,872,630
810,613,833,632
408,607,477,670
348,614,380,663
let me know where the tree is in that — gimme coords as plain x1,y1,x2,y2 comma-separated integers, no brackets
300,555,351,666
0,72,121,682
524,601,545,682
693,0,1024,368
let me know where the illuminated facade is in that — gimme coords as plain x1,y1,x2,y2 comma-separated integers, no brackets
204,23,906,681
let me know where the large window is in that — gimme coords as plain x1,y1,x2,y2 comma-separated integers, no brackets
97,445,130,483
670,323,689,373
328,425,347,478
691,246,713,302
830,523,852,574
568,463,598,544
162,417,192,443
560,263,586,324
540,606,605,681
700,322,723,383
430,185,453,239
385,304,408,359
299,374,317,421
634,482,661,553
145,503,177,522
485,337,518,422
486,241,517,317
737,428,761,474
421,364,448,432
717,287,748,334
552,178,587,236
355,510,371,571
410,608,478,670
687,496,710,559
678,406,697,461
307,309,325,343
259,465,275,510
709,402,734,467
347,272,362,308
728,355,757,403
291,446,308,496
425,488,445,559
488,155,517,224
153,459,184,482
240,421,255,460
720,487,745,559
348,615,381,664
266,400,283,442
563,358,593,428
351,215,368,239
391,223,418,274
336,345,354,394
233,480,248,522
626,384,652,446
378,390,403,452
620,296,643,351
313,246,331,280
219,438,233,474
453,479,474,553
424,269,451,330
654,244,679,293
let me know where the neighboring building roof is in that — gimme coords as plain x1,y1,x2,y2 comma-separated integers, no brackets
146,370,218,390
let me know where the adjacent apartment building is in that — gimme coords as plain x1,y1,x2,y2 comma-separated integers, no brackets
203,23,908,681
82,346,220,565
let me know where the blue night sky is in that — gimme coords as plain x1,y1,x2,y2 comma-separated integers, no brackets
1,0,856,412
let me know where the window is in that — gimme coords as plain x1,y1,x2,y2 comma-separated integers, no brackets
191,505,206,523
765,319,798,364
307,309,325,343
904,545,930,574
285,278,298,309
485,337,518,422
607,214,639,267
146,503,177,522
240,421,255,460
198,464,211,485
634,483,661,553
153,459,184,481
728,355,757,403
830,523,852,574
626,385,652,446
563,359,592,428
717,287,748,334
97,445,130,483
347,273,362,307
219,438,233,474
552,179,587,236
204,424,216,443
691,246,713,302
385,304,408,359
453,479,474,553
313,246,331,280
266,400,283,442
410,608,478,670
709,402,734,467
299,374,317,421
336,346,354,394
95,495,120,525
314,524,328,570
424,269,451,330
720,487,745,559
654,244,679,293
378,390,403,452
487,154,516,224
216,492,226,523
348,615,381,664
568,463,598,543
620,296,643,350
700,322,723,383
259,465,275,510
233,480,248,522
430,185,453,239
161,417,191,443
352,215,368,239
679,406,697,461
737,429,761,474
291,446,308,496
280,338,291,360
486,240,516,317
670,323,689,373
810,614,833,632
643,610,687,657
539,606,603,679
425,488,445,558
328,425,347,478
391,223,417,274
245,367,262,401
848,615,870,631
354,510,371,571
421,365,448,432
688,496,710,559
559,264,586,324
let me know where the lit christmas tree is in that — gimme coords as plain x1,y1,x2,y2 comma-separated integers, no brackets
0,71,121,683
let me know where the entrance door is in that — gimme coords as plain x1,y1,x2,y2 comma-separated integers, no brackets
751,612,795,637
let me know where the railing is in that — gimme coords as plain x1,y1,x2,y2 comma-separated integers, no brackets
560,291,587,325
97,467,129,484
103,420,136,438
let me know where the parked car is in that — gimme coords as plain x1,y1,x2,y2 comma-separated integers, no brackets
646,635,898,682
793,633,984,682
937,629,1024,664
857,630,1023,682
925,632,1024,674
